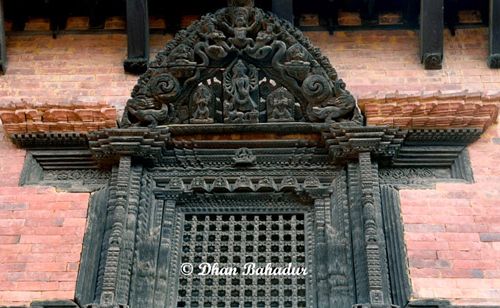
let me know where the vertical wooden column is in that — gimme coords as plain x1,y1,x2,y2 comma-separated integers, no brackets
444,0,459,36
488,0,500,68
89,0,106,29
403,0,420,28
420,0,444,69
124,0,150,74
98,156,132,306
0,0,6,74
48,0,68,39
272,0,294,23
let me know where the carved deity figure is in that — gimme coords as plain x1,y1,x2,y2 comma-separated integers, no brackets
191,85,214,124
233,147,256,165
267,87,294,122
219,7,262,49
224,60,259,123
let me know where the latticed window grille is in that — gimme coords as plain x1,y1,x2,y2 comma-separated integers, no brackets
176,213,309,308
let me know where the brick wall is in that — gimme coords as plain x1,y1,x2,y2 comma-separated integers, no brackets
401,119,500,306
0,28,499,306
0,129,89,306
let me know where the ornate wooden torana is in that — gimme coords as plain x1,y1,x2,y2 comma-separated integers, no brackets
6,1,498,308
120,0,360,127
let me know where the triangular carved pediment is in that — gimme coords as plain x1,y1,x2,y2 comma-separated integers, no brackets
121,1,362,128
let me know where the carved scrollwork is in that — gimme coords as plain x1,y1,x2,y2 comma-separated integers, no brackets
120,0,361,127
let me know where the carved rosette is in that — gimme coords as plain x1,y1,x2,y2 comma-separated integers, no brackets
120,1,361,127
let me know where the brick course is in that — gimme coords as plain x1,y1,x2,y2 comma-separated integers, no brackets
0,28,499,306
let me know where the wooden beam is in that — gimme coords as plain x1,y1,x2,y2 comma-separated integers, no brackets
420,0,444,70
360,0,378,24
0,0,6,74
444,0,458,36
403,0,420,28
488,0,500,68
89,0,105,29
124,0,149,74
11,0,27,31
272,0,294,24
48,0,68,39
325,0,338,35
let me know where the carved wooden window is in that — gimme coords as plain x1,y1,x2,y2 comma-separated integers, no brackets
175,213,310,308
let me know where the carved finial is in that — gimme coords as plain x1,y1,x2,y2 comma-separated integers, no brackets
227,0,254,7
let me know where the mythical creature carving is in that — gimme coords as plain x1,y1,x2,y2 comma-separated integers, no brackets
120,0,361,127
308,79,357,123
166,44,197,78
223,60,259,123
284,43,311,80
121,73,178,127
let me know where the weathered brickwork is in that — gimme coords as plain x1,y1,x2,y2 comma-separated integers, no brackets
400,118,500,305
0,28,499,306
0,129,89,306
0,102,117,136
362,91,499,129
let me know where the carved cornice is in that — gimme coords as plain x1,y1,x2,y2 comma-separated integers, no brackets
0,102,117,136
360,90,499,130
88,128,171,165
322,124,406,162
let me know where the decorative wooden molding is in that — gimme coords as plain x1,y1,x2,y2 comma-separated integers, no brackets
0,102,117,136
360,91,499,130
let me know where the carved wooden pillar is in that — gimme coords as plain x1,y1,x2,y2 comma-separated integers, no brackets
152,195,179,307
272,0,294,23
420,0,444,69
351,153,395,308
488,0,500,68
124,0,149,74
403,0,419,28
380,185,411,308
0,0,6,74
93,156,144,307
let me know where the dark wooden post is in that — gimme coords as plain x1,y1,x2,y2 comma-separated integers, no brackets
89,0,106,29
420,0,444,69
48,0,68,39
488,0,500,68
11,0,27,31
444,0,458,36
124,0,149,74
404,0,420,28
0,0,6,74
272,0,294,23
